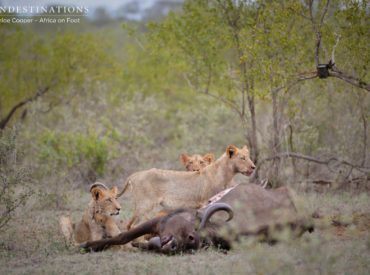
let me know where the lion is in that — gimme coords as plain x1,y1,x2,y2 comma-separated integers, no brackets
118,145,256,229
180,152,238,189
180,153,215,172
59,183,122,245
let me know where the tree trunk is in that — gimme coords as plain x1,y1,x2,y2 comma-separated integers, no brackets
271,88,281,183
247,93,259,164
287,124,297,182
361,113,368,166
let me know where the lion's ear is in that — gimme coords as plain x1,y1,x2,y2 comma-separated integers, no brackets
242,145,248,151
91,187,103,201
180,154,189,165
226,145,238,158
111,186,118,196
203,153,215,164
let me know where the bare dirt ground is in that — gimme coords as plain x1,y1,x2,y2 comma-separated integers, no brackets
1,189,370,275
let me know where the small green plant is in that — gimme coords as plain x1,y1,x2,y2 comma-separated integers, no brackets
0,127,33,229
38,130,110,182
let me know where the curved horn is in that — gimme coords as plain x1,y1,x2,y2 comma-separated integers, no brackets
198,202,233,230
148,236,162,249
90,182,109,192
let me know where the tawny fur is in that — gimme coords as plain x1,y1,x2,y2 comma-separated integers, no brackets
59,184,122,245
119,145,255,229
180,153,215,172
180,152,238,188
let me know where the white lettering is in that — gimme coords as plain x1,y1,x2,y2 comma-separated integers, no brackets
12,17,33,23
38,17,56,23
67,17,80,23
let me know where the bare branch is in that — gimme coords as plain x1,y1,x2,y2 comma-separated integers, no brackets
329,67,370,92
313,31,321,67
0,86,50,130
273,72,318,96
319,0,330,28
183,73,243,118
330,34,341,64
309,0,330,66
256,152,370,175
201,90,243,119
134,37,145,51
308,0,316,30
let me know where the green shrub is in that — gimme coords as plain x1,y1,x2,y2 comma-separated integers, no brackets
38,130,110,182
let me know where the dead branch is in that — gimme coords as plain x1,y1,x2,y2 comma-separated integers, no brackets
330,34,340,65
325,33,370,91
256,152,370,176
273,71,318,96
309,0,330,66
319,0,330,28
183,73,243,119
328,67,370,91
0,86,50,130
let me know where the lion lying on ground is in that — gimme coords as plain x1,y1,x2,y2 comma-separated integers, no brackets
180,153,215,172
59,183,122,245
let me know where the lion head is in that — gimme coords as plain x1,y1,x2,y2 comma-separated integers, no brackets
90,183,121,216
180,153,215,172
226,145,256,176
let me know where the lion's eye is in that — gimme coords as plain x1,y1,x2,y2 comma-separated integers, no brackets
241,157,246,160
200,161,204,164
107,198,112,202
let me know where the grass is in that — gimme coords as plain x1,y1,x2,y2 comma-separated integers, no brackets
1,189,370,275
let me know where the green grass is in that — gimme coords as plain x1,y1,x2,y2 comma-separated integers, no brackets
1,190,370,275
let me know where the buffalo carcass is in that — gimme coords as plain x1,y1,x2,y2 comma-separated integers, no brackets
80,184,313,253
80,203,233,253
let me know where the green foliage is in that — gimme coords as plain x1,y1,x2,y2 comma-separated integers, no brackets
38,130,110,180
147,1,234,98
0,128,33,228
331,0,369,80
147,0,310,101
145,0,369,174
0,26,118,128
0,3,369,272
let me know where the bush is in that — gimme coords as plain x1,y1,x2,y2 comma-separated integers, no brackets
0,128,33,229
38,130,110,183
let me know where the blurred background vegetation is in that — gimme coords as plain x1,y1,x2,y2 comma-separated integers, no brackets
0,1,370,273
0,0,369,217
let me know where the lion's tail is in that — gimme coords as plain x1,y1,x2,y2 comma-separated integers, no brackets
117,178,132,197
59,216,74,244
